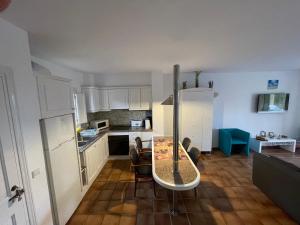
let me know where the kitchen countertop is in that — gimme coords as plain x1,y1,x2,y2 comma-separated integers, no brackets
109,126,152,132
152,136,200,191
78,126,152,152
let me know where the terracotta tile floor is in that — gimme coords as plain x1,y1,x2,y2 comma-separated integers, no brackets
67,149,300,225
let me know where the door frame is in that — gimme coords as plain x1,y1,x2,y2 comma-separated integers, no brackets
0,66,37,225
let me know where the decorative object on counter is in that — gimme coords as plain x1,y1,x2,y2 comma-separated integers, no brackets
182,81,187,89
80,129,98,138
194,71,201,88
256,136,267,141
268,132,275,139
145,119,151,129
208,80,214,88
131,120,143,127
277,135,282,139
260,131,266,137
267,79,279,89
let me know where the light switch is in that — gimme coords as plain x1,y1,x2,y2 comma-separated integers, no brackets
31,168,40,179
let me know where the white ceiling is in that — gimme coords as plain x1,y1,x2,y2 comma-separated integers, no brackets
2,0,300,73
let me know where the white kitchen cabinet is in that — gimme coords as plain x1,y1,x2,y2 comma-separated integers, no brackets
37,74,74,118
180,88,213,152
129,86,152,110
99,89,110,111
108,88,129,109
141,87,152,110
83,87,110,112
74,92,88,125
129,88,141,110
83,87,100,113
103,134,109,158
85,135,109,184
85,142,99,183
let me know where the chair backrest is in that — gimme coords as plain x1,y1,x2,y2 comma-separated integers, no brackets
188,147,201,166
129,147,139,165
135,137,143,151
182,137,191,151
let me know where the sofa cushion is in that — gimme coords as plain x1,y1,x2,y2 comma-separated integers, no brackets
231,138,247,145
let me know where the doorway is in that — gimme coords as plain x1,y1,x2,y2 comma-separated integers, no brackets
0,68,34,225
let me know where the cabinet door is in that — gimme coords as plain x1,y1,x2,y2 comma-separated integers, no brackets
74,93,88,125
85,143,98,183
103,134,109,158
99,89,110,111
129,88,141,110
83,88,100,113
37,75,74,118
108,89,129,109
141,87,152,110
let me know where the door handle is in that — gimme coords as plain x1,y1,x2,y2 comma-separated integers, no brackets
9,185,25,203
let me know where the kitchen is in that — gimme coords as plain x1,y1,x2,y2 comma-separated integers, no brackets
37,73,153,225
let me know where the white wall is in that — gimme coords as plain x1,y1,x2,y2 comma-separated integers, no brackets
0,18,53,225
93,72,151,87
163,71,300,147
151,71,165,135
31,56,85,91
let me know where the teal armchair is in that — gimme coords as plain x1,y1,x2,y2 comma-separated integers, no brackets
219,128,250,156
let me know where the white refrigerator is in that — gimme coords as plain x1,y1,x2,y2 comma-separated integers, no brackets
41,114,82,225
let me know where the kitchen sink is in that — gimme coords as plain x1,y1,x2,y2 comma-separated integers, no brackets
77,141,88,147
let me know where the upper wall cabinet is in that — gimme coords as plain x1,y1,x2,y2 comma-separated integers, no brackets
37,74,74,118
83,88,100,112
74,92,88,125
99,89,110,111
82,86,152,112
141,87,152,110
108,88,129,109
83,87,110,113
129,88,141,110
129,86,152,110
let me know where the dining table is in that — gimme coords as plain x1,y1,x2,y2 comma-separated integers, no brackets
152,136,200,214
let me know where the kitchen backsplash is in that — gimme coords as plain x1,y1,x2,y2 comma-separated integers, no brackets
88,110,152,126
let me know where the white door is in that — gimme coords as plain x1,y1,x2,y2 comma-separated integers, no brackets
0,74,29,225
108,88,129,109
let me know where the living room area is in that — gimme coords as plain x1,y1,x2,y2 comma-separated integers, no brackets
67,69,300,225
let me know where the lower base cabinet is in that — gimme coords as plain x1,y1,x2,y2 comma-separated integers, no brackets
84,134,109,184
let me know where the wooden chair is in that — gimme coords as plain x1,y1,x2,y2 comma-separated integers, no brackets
129,147,156,197
182,137,191,152
188,147,201,199
135,137,152,161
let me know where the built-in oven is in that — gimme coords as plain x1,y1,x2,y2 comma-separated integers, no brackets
108,132,129,155
90,119,109,131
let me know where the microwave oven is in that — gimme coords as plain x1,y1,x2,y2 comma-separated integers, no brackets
90,119,109,131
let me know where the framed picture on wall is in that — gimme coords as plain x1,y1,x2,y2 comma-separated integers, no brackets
267,80,279,89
